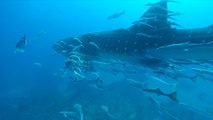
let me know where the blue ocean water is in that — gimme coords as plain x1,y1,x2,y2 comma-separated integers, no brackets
0,0,213,120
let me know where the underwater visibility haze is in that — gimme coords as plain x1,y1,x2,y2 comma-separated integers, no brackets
0,0,213,120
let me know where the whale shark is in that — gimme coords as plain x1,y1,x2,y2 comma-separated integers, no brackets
53,0,213,70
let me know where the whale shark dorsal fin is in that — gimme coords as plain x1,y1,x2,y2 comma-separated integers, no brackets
130,0,172,33
142,0,168,22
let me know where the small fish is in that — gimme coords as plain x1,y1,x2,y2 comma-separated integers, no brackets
154,69,178,80
101,105,118,119
135,21,156,29
143,13,177,20
136,32,157,38
37,31,47,38
167,21,184,28
191,67,213,76
160,0,181,3
145,3,175,13
156,42,190,50
133,16,157,24
179,102,213,117
73,104,83,120
155,65,199,83
89,42,100,49
128,78,178,102
149,98,181,120
146,0,181,5
143,88,178,102
71,71,104,90
33,62,43,68
127,78,148,89
59,111,79,119
191,67,213,82
149,75,178,90
107,10,125,20
15,35,26,54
